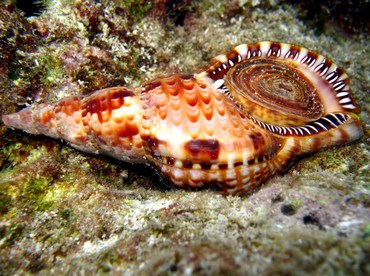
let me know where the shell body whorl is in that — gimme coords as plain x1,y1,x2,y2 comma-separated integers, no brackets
1,41,364,195
140,75,284,193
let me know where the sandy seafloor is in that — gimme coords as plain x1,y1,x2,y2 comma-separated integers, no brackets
0,0,369,275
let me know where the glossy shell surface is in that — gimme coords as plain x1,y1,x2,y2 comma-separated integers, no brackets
2,41,363,195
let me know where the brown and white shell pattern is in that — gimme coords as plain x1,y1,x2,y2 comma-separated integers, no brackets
2,41,363,195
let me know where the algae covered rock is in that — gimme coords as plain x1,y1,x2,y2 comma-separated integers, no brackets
0,0,369,274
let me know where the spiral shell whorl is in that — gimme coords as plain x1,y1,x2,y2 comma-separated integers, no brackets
197,41,359,127
226,58,324,126
195,41,363,179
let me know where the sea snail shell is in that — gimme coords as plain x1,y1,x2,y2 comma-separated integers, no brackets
2,41,363,195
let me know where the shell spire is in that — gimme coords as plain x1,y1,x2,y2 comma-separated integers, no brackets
2,41,364,195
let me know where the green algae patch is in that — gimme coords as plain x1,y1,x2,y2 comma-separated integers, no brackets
22,177,54,211
35,50,65,86
0,143,86,221
362,224,370,238
120,0,153,22
0,191,12,214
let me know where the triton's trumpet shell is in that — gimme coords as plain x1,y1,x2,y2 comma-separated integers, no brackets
2,41,363,195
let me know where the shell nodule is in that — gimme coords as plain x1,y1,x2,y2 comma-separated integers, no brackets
2,41,363,195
